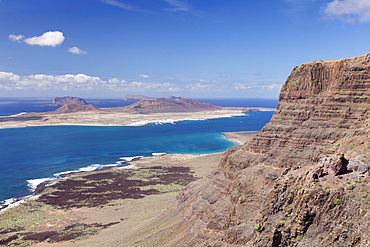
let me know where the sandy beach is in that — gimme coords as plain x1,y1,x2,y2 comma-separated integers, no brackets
0,132,257,247
0,107,274,129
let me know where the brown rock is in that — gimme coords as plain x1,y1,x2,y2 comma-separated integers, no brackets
319,153,348,176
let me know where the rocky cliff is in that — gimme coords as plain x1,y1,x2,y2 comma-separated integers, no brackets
133,54,370,246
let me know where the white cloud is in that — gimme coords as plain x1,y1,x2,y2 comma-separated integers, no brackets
107,78,122,84
323,0,370,23
8,34,24,42
139,74,149,78
163,0,191,12
68,47,87,55
23,31,65,47
0,71,282,98
162,0,201,16
0,72,20,81
102,0,135,10
101,0,149,12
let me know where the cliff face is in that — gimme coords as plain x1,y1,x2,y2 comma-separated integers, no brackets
246,54,370,168
134,54,370,246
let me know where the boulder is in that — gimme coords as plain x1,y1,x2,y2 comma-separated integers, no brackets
319,153,348,176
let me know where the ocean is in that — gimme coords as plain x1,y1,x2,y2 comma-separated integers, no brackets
0,98,277,205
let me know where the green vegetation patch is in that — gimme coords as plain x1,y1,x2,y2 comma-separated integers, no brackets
333,198,341,204
347,185,355,190
253,224,262,232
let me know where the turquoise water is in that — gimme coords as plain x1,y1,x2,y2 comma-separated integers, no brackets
0,98,276,204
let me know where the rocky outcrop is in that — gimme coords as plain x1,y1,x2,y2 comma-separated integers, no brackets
44,96,87,106
134,54,370,246
121,98,222,113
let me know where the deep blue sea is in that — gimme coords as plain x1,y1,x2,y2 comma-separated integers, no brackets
0,98,277,205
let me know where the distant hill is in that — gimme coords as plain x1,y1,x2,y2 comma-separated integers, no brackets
49,104,101,114
122,98,222,113
124,95,152,101
43,96,88,106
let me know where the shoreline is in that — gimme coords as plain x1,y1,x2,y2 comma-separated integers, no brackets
222,130,259,145
0,130,258,212
0,107,275,129
0,153,224,246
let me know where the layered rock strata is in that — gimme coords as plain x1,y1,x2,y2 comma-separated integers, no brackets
247,54,370,168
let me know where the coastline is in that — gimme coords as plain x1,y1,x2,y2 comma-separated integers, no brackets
0,132,258,246
0,107,275,129
0,130,257,211
222,130,259,145
0,152,225,246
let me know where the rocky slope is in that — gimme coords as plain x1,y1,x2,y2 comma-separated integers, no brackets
121,98,222,113
133,54,370,246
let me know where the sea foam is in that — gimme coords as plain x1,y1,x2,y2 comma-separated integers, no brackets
119,156,144,162
152,152,167,156
54,163,119,177
27,178,53,191
10,112,27,117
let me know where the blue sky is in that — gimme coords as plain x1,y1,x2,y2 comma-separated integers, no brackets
1,0,370,99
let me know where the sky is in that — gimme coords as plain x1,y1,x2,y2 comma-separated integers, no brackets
1,0,370,99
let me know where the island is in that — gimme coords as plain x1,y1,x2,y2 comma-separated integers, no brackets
0,98,274,129
42,96,88,106
123,94,151,101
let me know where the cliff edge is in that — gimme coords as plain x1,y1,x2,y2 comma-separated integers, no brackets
132,54,370,246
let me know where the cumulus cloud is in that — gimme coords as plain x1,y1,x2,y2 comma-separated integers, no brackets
68,47,87,55
23,31,65,47
0,72,104,91
8,34,24,42
323,0,370,23
0,72,20,81
139,74,149,78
